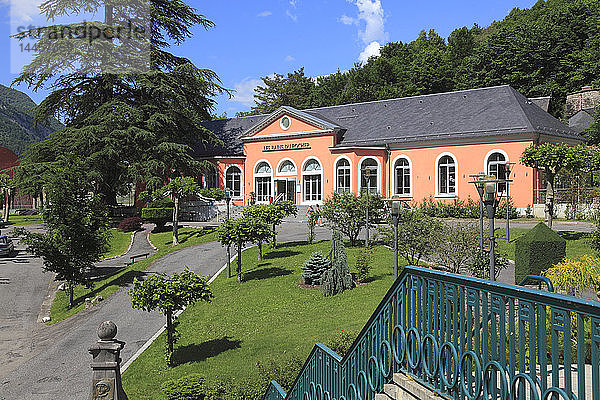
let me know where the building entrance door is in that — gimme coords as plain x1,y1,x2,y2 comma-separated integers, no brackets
276,179,296,203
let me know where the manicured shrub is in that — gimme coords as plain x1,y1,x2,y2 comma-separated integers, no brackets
514,222,566,285
141,207,172,231
117,216,142,232
322,230,354,296
467,249,509,280
161,373,207,400
301,251,330,285
355,248,372,282
433,222,479,273
544,255,600,296
325,330,358,357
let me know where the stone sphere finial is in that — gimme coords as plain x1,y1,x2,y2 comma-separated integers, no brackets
97,320,117,341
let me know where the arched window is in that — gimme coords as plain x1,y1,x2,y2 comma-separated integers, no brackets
438,155,456,195
336,159,351,193
255,161,272,202
203,165,217,189
303,158,322,202
360,158,378,194
487,152,507,194
225,166,242,198
278,160,296,174
394,158,411,195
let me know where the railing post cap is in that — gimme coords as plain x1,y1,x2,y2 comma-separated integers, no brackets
98,320,117,341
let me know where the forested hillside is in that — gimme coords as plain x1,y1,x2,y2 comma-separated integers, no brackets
0,84,63,155
241,0,600,120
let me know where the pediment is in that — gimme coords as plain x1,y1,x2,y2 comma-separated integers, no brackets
241,106,341,141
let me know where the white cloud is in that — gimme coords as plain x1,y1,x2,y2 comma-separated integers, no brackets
343,0,387,63
285,55,295,62
358,41,381,63
257,10,272,17
2,0,43,23
286,9,298,22
340,14,355,25
289,0,297,8
231,78,262,107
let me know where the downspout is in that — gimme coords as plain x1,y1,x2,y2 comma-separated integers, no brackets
386,145,391,198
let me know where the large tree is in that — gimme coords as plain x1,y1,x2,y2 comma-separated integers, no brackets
13,159,110,308
14,1,226,204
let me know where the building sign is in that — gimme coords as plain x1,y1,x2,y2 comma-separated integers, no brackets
263,143,311,152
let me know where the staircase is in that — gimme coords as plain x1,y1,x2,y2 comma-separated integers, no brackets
262,266,600,400
377,373,443,400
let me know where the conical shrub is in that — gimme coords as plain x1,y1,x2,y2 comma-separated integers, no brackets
301,251,330,285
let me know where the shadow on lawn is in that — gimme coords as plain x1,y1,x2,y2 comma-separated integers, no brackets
71,270,149,307
264,250,301,259
244,267,292,281
559,231,589,241
172,336,242,366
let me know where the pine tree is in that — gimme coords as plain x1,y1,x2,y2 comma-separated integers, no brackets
14,1,226,203
322,230,354,297
301,251,330,285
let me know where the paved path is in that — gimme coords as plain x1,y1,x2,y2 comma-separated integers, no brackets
0,219,292,399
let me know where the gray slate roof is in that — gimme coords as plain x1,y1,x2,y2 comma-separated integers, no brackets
568,108,597,134
197,85,581,156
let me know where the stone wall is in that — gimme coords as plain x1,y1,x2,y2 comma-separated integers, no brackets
566,86,600,117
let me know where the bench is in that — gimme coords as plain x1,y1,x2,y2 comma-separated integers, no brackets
125,253,150,266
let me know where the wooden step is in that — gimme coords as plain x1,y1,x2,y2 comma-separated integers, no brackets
375,373,444,400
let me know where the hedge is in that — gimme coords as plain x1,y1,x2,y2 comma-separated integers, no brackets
514,222,566,284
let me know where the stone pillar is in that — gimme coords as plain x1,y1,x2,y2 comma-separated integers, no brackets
89,321,128,400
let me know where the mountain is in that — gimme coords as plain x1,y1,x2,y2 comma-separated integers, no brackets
0,84,63,155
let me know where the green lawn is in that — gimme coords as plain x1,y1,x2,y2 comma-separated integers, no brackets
49,227,218,324
494,228,594,260
102,229,133,259
149,228,220,252
122,241,402,400
6,214,43,225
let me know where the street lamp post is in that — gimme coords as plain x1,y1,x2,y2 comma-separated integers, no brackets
469,175,506,281
224,188,232,279
484,181,498,281
469,173,486,251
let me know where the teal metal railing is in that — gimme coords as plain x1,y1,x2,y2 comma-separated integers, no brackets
263,266,600,400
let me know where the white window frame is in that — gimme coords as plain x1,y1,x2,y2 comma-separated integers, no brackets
392,155,412,197
484,149,509,196
435,152,458,197
276,158,297,177
334,155,352,193
358,156,381,194
225,165,244,199
301,157,323,205
253,159,273,203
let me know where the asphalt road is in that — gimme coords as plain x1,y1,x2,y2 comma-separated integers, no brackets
0,227,228,400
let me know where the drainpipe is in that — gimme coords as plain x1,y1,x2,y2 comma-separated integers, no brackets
386,145,391,198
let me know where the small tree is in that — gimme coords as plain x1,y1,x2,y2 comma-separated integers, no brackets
217,216,271,282
322,230,354,296
433,222,479,273
355,247,372,282
129,269,213,366
243,202,297,248
307,208,319,244
141,177,201,246
13,160,110,308
321,192,385,246
396,210,443,265
521,143,591,228
301,251,330,285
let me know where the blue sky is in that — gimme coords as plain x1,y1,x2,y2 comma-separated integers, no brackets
0,0,537,117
